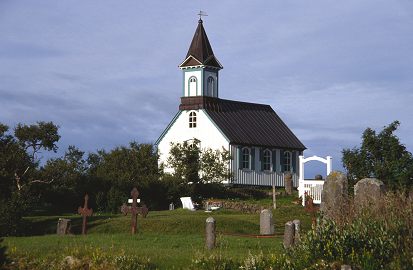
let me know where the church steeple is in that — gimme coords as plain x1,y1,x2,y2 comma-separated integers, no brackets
179,19,222,98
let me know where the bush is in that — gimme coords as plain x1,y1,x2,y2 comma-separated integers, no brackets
106,187,127,213
285,191,413,269
0,238,8,267
0,194,27,236
185,192,413,270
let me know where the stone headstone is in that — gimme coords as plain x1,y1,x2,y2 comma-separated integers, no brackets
260,209,274,235
292,219,301,243
283,221,295,248
169,202,174,210
284,173,293,195
315,174,323,180
320,171,349,220
205,217,216,250
57,218,71,235
354,178,385,212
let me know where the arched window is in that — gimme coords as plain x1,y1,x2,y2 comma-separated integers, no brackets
188,76,197,96
207,76,214,96
189,111,197,128
284,151,292,172
242,148,250,169
263,149,271,171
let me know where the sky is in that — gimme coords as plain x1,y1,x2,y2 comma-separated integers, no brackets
1,1,412,178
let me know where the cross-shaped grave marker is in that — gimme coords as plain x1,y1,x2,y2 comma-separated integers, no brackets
78,193,93,235
121,187,149,234
304,192,317,227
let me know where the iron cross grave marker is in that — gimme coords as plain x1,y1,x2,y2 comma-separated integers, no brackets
121,187,149,234
78,193,93,235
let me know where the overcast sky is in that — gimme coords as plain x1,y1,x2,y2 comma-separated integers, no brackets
1,1,412,177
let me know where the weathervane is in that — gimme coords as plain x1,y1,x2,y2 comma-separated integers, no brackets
198,10,208,20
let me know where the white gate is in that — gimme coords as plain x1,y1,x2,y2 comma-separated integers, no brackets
297,155,332,206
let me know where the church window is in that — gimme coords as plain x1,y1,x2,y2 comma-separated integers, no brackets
207,76,214,96
242,148,250,169
189,76,197,96
284,151,292,172
263,149,271,171
189,112,197,128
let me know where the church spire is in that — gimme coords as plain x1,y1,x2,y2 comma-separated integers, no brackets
179,19,222,69
179,18,222,98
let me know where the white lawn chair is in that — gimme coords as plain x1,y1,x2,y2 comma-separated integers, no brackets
180,197,195,211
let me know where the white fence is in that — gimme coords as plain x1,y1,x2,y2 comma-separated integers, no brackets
233,170,299,187
301,180,325,205
298,155,332,206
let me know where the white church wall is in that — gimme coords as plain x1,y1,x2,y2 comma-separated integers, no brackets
157,109,230,176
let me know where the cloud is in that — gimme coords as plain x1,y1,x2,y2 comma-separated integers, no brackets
0,0,412,177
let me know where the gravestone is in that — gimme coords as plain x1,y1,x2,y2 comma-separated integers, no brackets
283,221,295,248
315,174,323,180
304,194,317,227
169,203,174,210
354,178,385,211
57,218,71,235
320,171,348,220
205,217,216,250
78,194,93,235
260,209,274,235
284,173,293,195
292,219,301,243
121,187,148,234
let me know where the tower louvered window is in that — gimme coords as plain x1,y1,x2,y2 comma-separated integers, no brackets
207,76,214,96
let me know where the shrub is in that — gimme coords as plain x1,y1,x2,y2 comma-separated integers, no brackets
106,187,127,213
285,191,413,269
0,238,8,267
0,195,27,236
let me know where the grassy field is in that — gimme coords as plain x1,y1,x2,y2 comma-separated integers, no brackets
3,193,312,269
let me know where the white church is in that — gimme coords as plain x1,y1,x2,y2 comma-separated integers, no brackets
156,18,306,187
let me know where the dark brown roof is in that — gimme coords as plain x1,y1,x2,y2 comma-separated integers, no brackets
180,19,222,69
179,97,306,150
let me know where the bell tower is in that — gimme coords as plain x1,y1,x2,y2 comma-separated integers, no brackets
179,19,223,98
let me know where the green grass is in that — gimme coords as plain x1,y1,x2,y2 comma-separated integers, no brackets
4,194,312,269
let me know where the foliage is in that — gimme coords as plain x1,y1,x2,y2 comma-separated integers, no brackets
39,145,88,212
14,121,60,161
167,139,201,184
0,121,61,235
342,121,413,190
0,238,8,267
88,142,160,211
280,192,413,270
201,147,232,183
91,142,159,188
166,139,232,184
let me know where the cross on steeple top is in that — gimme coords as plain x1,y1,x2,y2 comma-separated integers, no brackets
197,10,208,22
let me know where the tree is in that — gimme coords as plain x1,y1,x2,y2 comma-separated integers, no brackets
200,147,232,183
0,121,60,235
167,139,201,184
166,139,232,184
88,142,160,211
39,145,88,212
12,121,60,192
342,121,413,190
